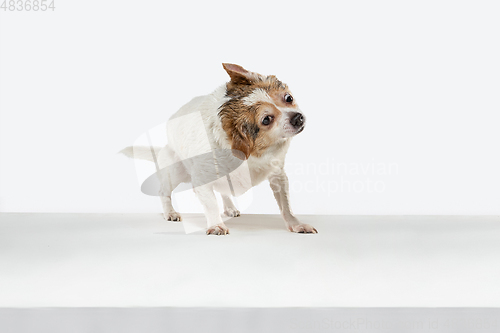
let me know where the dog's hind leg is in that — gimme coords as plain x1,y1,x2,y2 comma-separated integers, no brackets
155,146,190,222
159,185,182,221
221,194,240,217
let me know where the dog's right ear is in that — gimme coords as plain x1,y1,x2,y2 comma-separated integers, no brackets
222,63,256,85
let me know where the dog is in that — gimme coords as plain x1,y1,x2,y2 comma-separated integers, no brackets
122,63,317,235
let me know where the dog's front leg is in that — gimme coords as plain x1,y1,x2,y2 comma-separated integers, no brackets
194,184,229,235
269,170,317,234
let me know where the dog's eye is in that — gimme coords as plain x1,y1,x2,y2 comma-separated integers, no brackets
284,93,293,103
262,116,272,126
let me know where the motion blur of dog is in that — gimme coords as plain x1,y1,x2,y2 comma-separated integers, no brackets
122,63,317,235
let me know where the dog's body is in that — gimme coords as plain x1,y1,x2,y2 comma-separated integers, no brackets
122,64,317,235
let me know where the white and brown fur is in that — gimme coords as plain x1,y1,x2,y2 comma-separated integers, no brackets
122,63,317,235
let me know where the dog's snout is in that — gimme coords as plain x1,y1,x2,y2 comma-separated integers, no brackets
290,112,305,128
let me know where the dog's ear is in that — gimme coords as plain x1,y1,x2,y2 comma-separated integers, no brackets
230,122,258,160
231,135,251,160
222,63,256,85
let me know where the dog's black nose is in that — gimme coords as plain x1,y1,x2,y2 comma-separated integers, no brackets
290,112,305,128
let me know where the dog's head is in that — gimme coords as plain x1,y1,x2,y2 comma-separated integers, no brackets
219,63,306,159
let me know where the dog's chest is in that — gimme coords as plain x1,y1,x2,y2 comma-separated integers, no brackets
212,150,285,196
247,155,281,184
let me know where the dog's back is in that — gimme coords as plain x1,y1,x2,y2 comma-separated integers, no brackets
167,85,230,162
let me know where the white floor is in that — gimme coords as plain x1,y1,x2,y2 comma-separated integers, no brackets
0,213,499,308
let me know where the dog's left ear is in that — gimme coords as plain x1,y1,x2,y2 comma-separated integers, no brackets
222,63,256,85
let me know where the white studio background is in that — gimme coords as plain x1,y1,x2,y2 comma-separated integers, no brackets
0,0,499,215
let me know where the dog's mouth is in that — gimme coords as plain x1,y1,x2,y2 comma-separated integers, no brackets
281,125,305,138
295,125,305,135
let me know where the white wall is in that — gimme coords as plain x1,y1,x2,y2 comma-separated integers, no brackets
1,0,499,215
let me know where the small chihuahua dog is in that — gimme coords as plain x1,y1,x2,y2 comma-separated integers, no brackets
122,64,317,235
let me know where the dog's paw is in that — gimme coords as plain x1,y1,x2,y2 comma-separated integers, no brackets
163,211,182,222
206,223,230,235
290,224,318,234
224,208,241,217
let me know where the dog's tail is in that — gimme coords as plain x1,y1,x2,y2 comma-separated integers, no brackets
120,146,161,162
